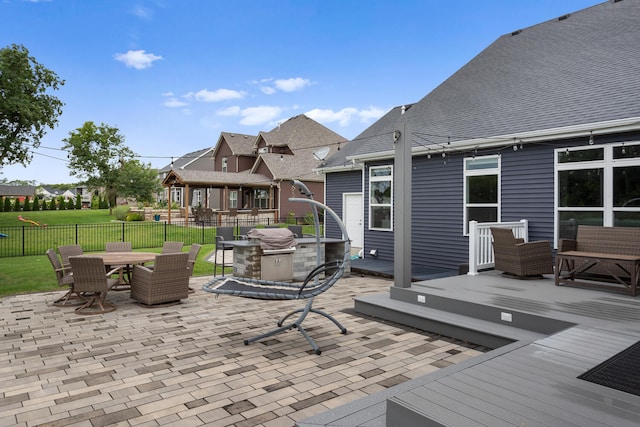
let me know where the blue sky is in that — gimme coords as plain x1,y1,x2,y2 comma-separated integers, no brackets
1,0,603,184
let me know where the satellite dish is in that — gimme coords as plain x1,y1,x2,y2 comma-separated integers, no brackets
313,147,330,161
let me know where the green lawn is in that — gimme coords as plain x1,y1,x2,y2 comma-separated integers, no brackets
0,210,219,298
0,209,115,226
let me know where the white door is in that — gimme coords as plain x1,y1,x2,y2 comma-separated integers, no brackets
343,193,363,249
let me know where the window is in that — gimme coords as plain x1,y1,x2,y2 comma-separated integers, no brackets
556,142,640,239
229,190,238,209
254,189,269,208
464,156,500,234
194,190,202,206
369,166,393,230
222,157,228,173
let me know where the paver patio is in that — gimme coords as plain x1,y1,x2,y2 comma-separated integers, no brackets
0,274,487,427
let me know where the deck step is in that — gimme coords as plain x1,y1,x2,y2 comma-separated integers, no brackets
355,293,549,349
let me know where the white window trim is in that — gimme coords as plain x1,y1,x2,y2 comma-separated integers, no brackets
369,165,393,231
229,190,238,208
463,155,501,235
554,141,640,246
222,157,228,173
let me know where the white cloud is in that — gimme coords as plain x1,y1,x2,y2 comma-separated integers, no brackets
237,106,282,126
113,50,163,70
216,105,281,125
189,88,246,103
305,107,358,127
131,5,152,19
163,97,189,108
358,106,387,122
260,86,276,95
273,77,311,92
305,106,387,127
217,106,242,116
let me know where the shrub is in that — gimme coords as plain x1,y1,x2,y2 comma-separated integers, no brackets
125,212,145,221
32,197,40,211
113,205,130,221
23,197,31,211
5,197,12,212
49,198,57,210
13,198,21,212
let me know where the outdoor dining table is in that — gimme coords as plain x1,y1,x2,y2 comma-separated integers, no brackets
79,252,157,288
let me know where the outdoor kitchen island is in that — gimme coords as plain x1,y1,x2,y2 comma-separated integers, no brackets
228,237,350,281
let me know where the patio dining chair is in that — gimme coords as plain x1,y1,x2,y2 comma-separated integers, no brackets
162,241,184,254
46,248,85,306
105,241,133,290
130,252,190,306
203,181,351,355
58,244,83,274
186,244,202,293
69,256,120,315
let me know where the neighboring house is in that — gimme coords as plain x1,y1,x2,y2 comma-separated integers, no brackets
319,0,640,271
161,114,347,219
36,185,93,207
0,185,36,202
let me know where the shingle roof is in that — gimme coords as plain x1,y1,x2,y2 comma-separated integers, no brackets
256,114,347,176
0,185,37,197
162,169,273,187
324,0,640,168
158,147,213,172
219,132,257,156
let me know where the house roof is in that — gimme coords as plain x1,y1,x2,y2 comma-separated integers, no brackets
162,169,273,187
323,0,640,168
0,185,37,197
158,147,214,172
216,132,257,157
254,114,347,179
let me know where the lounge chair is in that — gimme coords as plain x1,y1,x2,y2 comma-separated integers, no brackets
490,227,553,279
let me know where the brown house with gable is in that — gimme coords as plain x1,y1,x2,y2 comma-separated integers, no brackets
161,114,346,222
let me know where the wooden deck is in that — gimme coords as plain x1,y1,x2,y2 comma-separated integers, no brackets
297,270,640,427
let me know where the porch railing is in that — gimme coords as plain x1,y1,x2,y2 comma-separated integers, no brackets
467,219,529,275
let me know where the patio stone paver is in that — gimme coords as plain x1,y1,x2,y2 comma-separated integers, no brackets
0,274,487,426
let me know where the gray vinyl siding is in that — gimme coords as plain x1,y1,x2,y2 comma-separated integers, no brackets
324,131,640,272
325,170,362,240
500,143,555,242
412,155,466,271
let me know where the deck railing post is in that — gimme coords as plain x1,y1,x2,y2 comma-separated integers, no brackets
468,221,479,275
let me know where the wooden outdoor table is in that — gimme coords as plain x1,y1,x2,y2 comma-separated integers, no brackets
555,250,640,296
80,252,157,288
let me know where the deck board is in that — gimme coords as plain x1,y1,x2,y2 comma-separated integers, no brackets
297,270,640,427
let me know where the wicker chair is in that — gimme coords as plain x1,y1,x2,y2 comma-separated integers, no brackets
130,252,190,306
161,241,184,254
46,249,85,306
69,256,120,315
58,244,84,274
105,242,133,290
186,244,201,294
490,227,553,279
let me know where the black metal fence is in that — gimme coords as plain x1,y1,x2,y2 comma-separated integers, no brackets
0,217,310,258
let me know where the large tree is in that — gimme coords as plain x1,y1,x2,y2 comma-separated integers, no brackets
0,44,65,167
117,159,162,205
63,121,160,210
